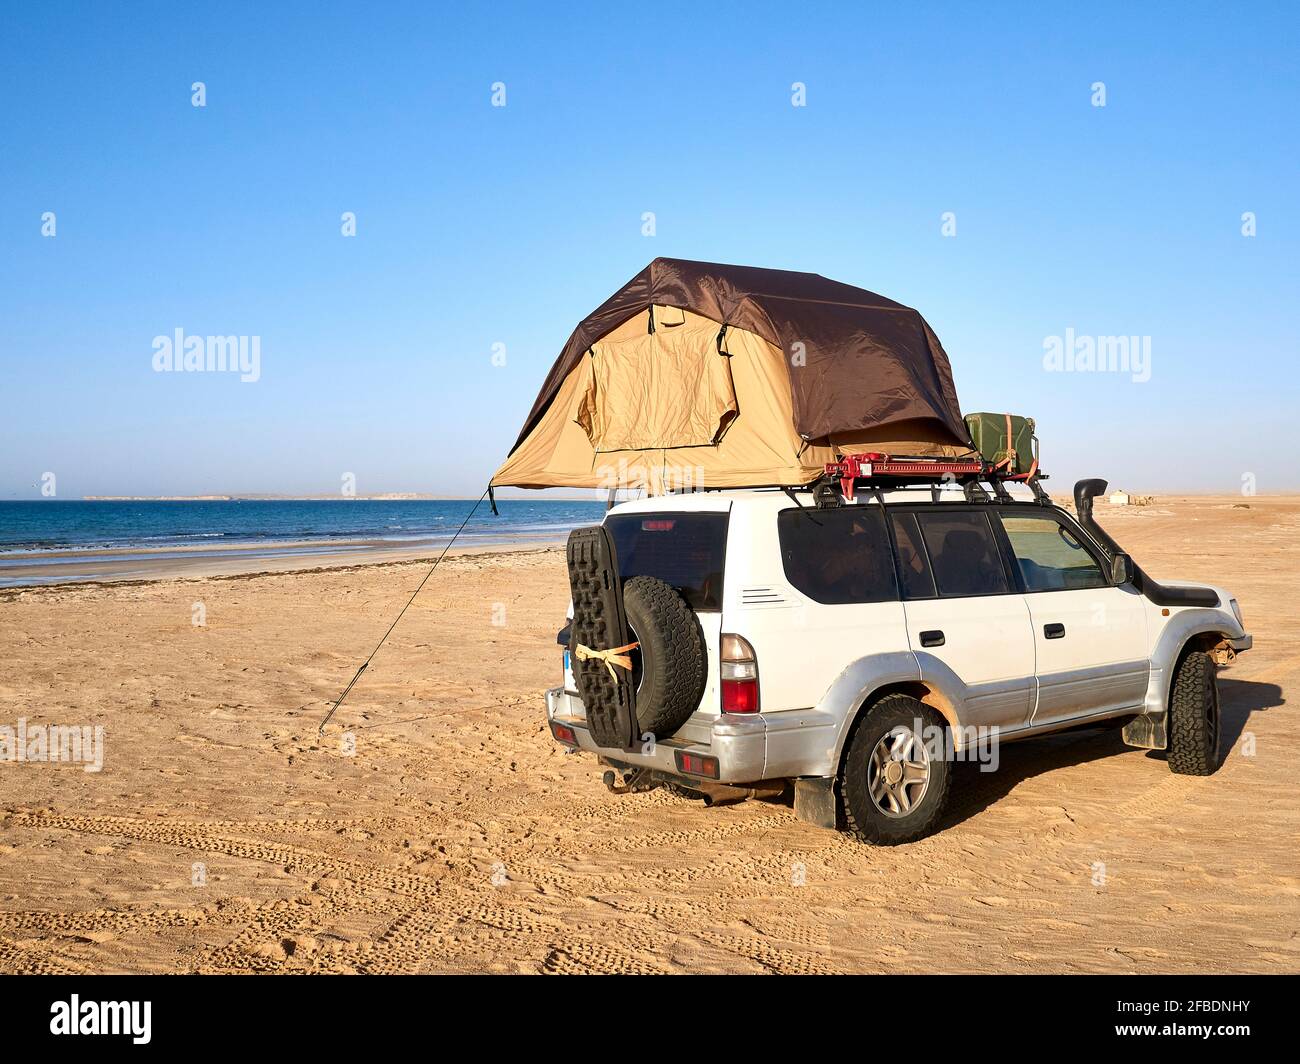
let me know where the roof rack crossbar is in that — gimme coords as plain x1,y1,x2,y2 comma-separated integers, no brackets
808,451,1051,508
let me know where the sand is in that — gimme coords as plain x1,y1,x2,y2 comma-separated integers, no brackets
0,495,1296,974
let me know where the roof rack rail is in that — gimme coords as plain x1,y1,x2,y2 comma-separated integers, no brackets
812,452,1051,508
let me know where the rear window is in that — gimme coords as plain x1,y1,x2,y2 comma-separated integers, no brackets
605,512,728,611
777,506,898,605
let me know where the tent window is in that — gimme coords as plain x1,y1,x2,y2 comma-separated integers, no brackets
579,314,737,452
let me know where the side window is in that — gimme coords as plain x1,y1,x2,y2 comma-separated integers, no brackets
888,512,937,599
913,510,1010,597
999,513,1109,591
778,506,898,605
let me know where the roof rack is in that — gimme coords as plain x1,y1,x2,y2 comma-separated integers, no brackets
811,452,1051,508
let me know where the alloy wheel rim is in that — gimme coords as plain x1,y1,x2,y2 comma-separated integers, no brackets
868,725,931,818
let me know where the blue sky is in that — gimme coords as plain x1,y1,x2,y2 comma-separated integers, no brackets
1,0,1296,497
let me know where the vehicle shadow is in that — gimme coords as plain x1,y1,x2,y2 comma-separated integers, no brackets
937,677,1284,831
1208,676,1284,751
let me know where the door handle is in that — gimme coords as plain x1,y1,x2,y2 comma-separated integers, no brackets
919,630,945,647
1044,623,1066,639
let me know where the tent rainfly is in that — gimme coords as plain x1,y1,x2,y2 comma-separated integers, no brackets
492,258,974,492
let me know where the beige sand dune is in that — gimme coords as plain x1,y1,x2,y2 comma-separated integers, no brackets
0,496,1296,973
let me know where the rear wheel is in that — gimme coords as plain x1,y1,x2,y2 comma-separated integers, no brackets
1167,649,1221,775
840,694,952,845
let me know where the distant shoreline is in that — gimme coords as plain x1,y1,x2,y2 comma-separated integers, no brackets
0,490,1290,503
0,496,606,587
0,532,571,588
0,538,567,591
64,494,602,502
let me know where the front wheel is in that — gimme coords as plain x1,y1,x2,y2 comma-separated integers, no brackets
1167,649,1221,775
840,694,952,845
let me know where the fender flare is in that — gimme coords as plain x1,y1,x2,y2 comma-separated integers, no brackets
818,651,971,773
1144,610,1244,716
1123,612,1238,751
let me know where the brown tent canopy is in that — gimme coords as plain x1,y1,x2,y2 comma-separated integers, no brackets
492,257,973,491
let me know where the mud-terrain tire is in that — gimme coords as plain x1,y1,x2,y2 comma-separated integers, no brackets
840,694,952,845
1167,649,1221,776
623,575,706,740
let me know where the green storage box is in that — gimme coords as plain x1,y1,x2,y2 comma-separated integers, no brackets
964,412,1038,475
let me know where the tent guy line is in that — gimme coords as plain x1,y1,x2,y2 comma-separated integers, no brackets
315,487,492,736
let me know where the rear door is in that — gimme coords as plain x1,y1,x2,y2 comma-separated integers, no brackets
604,507,729,719
994,509,1149,726
889,508,1037,730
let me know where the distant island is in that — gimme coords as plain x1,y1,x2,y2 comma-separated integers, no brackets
83,495,237,501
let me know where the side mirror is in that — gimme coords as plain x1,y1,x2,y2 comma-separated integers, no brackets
1111,552,1135,585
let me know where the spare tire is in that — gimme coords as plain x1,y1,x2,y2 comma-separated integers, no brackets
623,575,707,739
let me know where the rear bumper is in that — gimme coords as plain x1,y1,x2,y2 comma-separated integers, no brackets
545,687,837,784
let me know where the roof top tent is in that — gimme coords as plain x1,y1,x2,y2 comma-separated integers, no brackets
491,258,976,493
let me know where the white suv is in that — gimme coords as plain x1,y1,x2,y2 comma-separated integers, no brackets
546,479,1251,844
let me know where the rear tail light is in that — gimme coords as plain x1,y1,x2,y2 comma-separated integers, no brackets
720,633,759,714
675,750,720,779
550,720,578,747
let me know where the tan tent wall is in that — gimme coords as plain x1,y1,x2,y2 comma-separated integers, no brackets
491,306,969,491
577,307,738,452
492,307,827,489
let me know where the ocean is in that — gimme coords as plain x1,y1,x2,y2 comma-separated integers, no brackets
0,499,609,587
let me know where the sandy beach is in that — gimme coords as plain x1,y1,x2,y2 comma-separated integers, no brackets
0,495,1296,974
